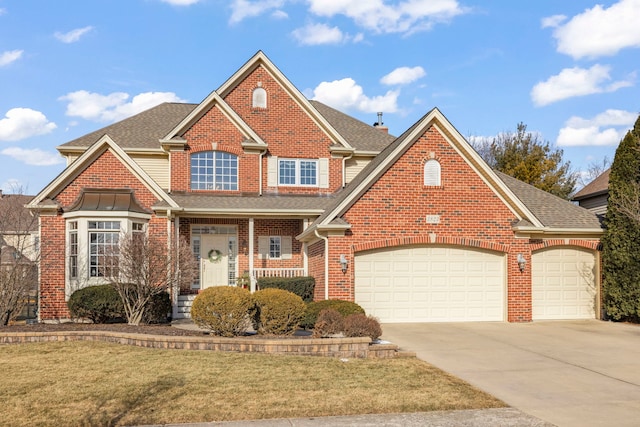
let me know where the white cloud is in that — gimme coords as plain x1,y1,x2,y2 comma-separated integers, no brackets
229,0,285,24
0,8,6,16
0,108,57,142
292,23,347,45
59,90,186,122
0,50,23,67
311,78,399,113
557,109,636,147
530,64,634,106
0,147,64,166
541,14,566,29
159,0,201,5
54,26,94,43
381,66,425,85
307,0,467,34
547,0,640,59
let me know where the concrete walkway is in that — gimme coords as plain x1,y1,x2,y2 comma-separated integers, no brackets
381,320,640,427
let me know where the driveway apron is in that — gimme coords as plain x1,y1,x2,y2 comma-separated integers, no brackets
381,320,640,427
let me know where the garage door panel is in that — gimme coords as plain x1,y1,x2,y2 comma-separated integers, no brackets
355,246,505,323
532,248,596,320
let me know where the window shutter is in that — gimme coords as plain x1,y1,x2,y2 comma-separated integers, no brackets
318,158,329,188
281,236,292,260
267,156,278,187
258,236,269,259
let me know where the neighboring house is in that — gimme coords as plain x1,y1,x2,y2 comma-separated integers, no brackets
0,192,39,263
28,51,603,324
573,169,610,220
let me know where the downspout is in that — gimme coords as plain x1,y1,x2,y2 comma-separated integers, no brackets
341,151,354,188
314,229,329,300
258,148,267,196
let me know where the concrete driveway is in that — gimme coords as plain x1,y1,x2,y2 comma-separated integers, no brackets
381,320,640,427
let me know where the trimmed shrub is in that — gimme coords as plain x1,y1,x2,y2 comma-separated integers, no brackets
257,276,315,302
301,299,365,330
190,286,254,337
142,292,172,324
343,314,382,341
68,285,125,324
312,308,344,338
252,288,306,336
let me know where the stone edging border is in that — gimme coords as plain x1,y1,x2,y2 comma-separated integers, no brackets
0,330,405,359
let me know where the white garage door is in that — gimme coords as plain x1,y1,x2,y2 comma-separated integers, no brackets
532,248,597,320
355,246,505,323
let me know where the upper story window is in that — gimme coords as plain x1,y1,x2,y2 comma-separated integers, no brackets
252,87,267,108
424,159,441,186
191,151,238,191
278,158,318,187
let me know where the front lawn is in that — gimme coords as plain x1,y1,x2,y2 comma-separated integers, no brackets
0,341,504,426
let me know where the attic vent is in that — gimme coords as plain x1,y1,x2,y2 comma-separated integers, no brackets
253,87,267,108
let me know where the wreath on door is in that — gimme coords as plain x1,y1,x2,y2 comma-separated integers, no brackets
207,249,222,263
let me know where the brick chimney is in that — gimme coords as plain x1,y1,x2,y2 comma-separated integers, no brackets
373,112,389,133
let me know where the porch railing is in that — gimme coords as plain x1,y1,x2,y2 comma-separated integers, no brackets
252,268,306,279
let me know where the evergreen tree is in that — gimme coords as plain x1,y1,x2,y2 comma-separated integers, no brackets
601,114,640,321
474,123,576,199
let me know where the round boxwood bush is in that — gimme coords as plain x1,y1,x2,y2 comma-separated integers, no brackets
142,292,172,324
301,299,365,330
252,288,306,336
68,285,125,324
190,286,254,337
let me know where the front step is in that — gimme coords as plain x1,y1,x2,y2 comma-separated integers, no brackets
174,294,196,319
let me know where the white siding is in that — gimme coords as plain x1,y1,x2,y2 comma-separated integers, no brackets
132,155,169,189
345,157,372,184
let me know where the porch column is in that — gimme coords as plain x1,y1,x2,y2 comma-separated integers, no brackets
249,217,256,292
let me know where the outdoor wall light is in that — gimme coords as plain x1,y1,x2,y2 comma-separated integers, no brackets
339,254,348,273
517,253,526,273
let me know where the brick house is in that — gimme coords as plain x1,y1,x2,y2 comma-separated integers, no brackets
28,51,602,323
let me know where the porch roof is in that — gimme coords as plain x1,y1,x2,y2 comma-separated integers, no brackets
155,193,336,216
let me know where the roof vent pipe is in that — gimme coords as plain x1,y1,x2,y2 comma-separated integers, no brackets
373,112,389,133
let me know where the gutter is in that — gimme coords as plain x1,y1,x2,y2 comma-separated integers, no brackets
314,229,330,300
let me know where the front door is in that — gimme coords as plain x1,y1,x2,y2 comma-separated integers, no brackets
200,234,229,289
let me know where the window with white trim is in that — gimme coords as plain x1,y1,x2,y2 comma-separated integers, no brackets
258,235,292,260
88,221,120,277
191,151,238,190
69,221,78,279
424,159,441,186
278,158,318,186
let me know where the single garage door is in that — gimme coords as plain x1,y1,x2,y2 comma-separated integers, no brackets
532,247,597,320
355,246,505,323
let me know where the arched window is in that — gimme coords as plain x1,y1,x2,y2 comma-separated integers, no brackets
191,151,238,190
252,87,267,108
424,159,441,186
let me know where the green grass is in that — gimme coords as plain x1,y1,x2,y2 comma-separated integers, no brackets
0,341,504,426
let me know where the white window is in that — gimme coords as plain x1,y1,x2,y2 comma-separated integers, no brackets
191,151,238,190
64,215,149,297
278,158,318,186
258,236,292,260
424,159,441,186
88,221,120,278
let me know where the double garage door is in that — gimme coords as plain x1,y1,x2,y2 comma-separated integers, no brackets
355,246,505,323
355,245,597,323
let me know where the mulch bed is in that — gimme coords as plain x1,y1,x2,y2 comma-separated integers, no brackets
0,322,315,339
0,323,207,337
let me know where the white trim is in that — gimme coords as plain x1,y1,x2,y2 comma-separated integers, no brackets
28,135,179,210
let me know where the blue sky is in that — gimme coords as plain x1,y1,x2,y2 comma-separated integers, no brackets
1,0,639,194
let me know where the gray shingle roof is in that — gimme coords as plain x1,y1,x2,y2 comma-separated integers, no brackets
495,171,602,229
309,100,396,152
156,193,335,214
59,103,198,150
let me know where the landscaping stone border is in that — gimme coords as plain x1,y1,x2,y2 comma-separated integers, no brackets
0,331,404,359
